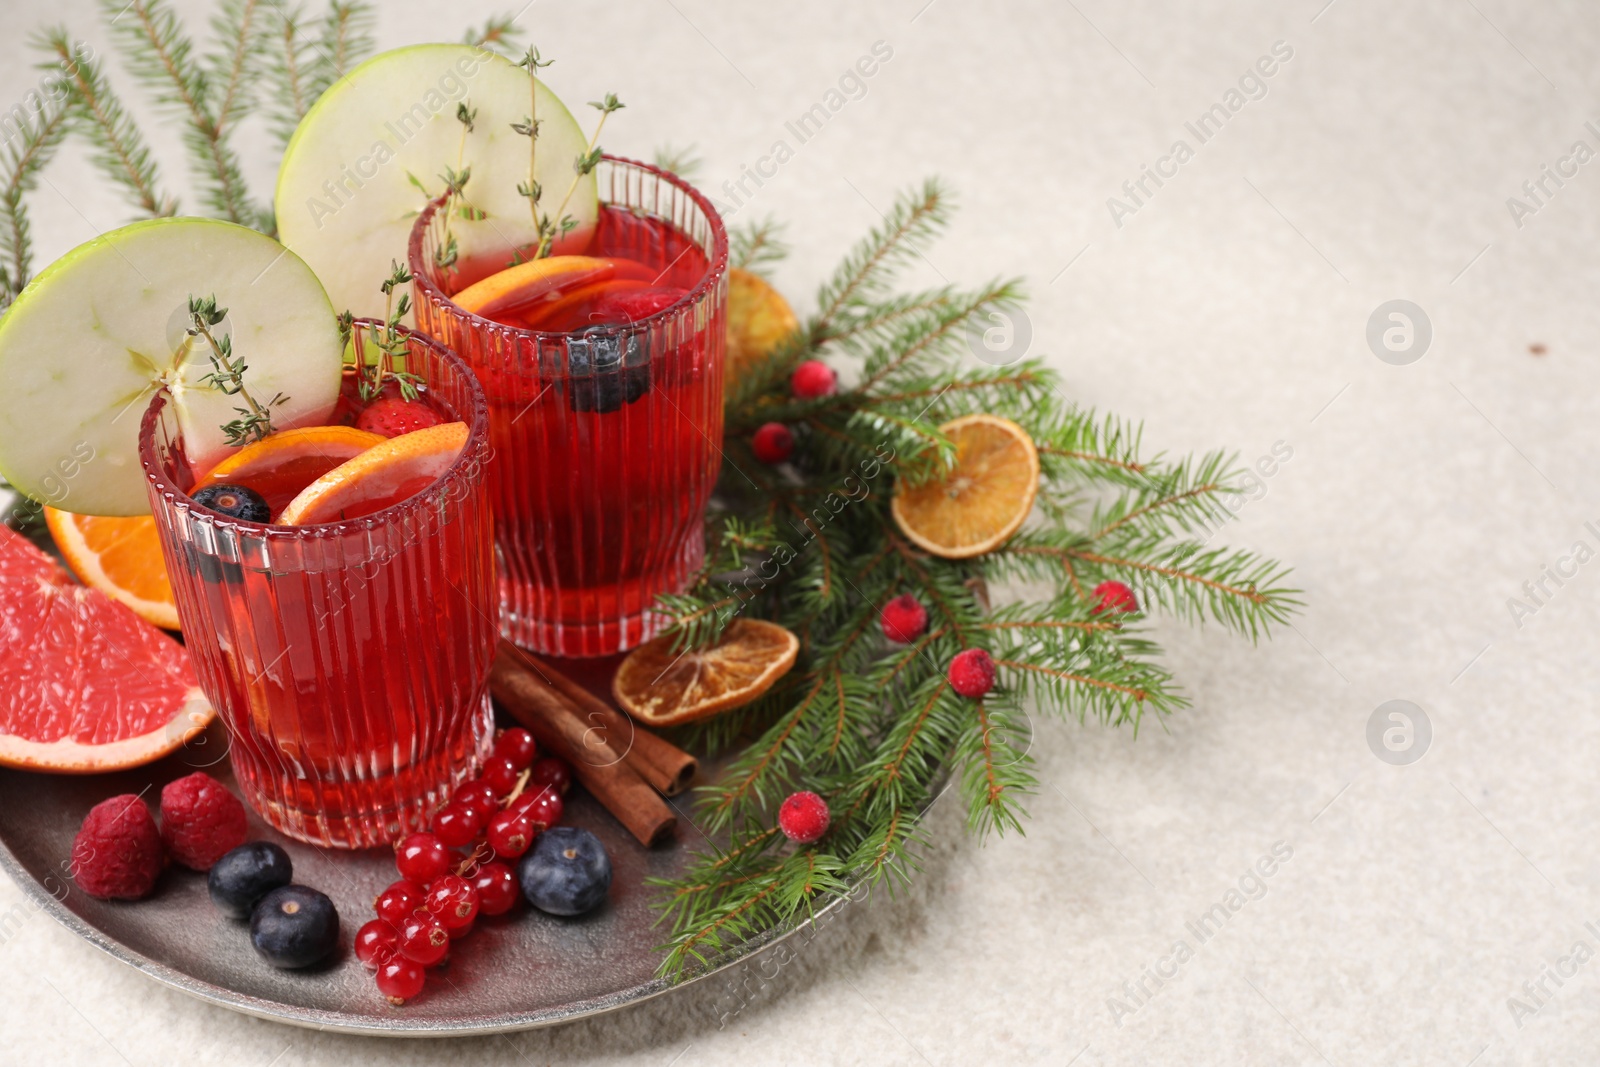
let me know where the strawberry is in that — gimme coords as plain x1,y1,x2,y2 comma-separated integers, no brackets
357,397,446,439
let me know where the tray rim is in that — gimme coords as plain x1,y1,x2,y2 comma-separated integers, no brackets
0,829,844,1036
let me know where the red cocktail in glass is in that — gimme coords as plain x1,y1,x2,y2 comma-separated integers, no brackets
139,323,497,848
410,156,728,657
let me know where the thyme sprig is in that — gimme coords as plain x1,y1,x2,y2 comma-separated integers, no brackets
349,262,421,402
189,294,285,446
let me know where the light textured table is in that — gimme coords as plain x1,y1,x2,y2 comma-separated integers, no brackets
3,0,1597,1063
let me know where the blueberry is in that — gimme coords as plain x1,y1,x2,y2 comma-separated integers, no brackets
518,827,612,916
191,483,271,523
209,841,293,919
250,885,339,968
564,328,650,414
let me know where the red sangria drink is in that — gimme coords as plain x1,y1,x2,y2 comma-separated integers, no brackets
139,322,497,849
411,156,728,657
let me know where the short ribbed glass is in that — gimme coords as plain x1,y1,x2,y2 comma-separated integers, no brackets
138,323,497,849
410,156,729,657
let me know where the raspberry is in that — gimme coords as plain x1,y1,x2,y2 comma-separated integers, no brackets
71,794,164,900
357,397,445,439
790,360,837,399
879,594,928,643
751,422,794,464
1092,580,1139,615
160,771,248,871
777,791,830,844
947,648,996,698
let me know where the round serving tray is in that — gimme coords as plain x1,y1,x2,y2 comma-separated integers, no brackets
0,724,817,1036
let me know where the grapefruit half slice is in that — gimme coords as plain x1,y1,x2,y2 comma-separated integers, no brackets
0,525,212,772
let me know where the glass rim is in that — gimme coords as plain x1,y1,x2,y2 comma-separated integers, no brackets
406,153,730,341
137,318,491,535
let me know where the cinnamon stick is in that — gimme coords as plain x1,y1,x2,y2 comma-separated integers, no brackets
489,644,676,848
514,647,698,796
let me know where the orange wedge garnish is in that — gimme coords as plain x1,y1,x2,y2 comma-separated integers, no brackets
612,619,799,727
451,255,652,320
277,422,468,525
726,268,798,386
891,414,1039,559
44,508,180,630
193,425,386,517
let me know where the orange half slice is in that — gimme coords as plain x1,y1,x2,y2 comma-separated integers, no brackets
612,619,800,727
451,255,652,320
277,422,468,525
890,414,1040,559
193,425,386,517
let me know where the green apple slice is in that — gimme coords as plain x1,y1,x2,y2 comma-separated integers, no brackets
275,44,598,320
0,217,343,516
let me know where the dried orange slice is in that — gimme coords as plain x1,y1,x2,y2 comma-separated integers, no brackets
277,422,468,525
193,425,386,517
44,508,180,630
726,268,798,386
613,619,799,727
891,414,1039,559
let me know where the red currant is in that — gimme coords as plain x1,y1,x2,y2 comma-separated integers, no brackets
790,359,837,399
425,874,480,933
493,727,537,770
397,912,450,966
431,802,483,848
374,880,426,925
528,756,572,797
525,787,564,831
376,956,425,1005
355,919,398,968
452,780,499,821
751,422,794,464
480,754,521,797
486,809,534,858
472,861,519,917
395,832,452,885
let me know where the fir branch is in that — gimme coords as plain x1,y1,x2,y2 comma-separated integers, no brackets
307,0,376,99
462,12,526,56
261,2,313,151
0,91,70,308
39,27,176,218
728,214,787,276
815,177,948,325
652,143,703,182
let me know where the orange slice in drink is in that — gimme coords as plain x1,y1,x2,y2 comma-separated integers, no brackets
891,414,1040,559
44,508,181,630
726,268,798,386
0,525,211,772
277,422,468,525
451,255,653,321
193,425,387,517
612,619,799,727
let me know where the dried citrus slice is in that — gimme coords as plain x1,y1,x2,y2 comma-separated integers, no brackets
613,619,799,727
726,268,798,386
43,508,179,630
192,425,386,517
0,525,211,772
891,414,1039,559
277,422,468,525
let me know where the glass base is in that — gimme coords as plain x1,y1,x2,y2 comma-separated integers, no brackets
234,693,495,850
498,574,670,657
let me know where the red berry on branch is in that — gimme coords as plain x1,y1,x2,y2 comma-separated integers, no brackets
777,791,831,844
947,648,995,698
374,880,427,925
1091,580,1138,615
376,955,425,1005
480,755,521,797
486,809,535,858
354,919,397,968
397,912,450,966
472,862,520,917
528,756,572,796
751,422,794,464
452,780,499,821
425,874,480,934
790,359,837,399
879,594,928,644
431,803,483,848
493,728,537,770
395,832,452,885
518,787,565,832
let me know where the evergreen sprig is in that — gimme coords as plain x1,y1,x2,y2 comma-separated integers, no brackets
0,86,70,310
651,179,1300,977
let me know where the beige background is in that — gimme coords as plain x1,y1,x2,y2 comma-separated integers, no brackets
3,0,1599,1063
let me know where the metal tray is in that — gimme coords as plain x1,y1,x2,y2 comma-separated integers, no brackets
0,723,805,1036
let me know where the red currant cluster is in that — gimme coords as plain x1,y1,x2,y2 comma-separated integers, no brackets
353,728,573,1004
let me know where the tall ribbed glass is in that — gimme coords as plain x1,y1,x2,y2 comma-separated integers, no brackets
138,324,496,849
410,156,728,657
